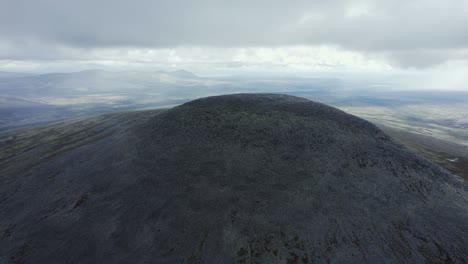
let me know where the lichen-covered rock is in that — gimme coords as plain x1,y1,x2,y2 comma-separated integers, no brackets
1,94,467,263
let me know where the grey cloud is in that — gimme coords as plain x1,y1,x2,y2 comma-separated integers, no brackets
1,0,468,67
383,49,468,68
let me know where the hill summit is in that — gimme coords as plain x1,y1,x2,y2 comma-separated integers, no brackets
0,94,467,263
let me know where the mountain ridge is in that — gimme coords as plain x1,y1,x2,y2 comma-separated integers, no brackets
0,94,466,263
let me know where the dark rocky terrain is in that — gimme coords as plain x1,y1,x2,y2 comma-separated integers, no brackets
0,94,467,263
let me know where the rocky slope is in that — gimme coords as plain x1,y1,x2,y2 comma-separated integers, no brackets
0,94,467,263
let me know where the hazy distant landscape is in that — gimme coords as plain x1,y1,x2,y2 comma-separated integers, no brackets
2,0,468,262
1,70,466,179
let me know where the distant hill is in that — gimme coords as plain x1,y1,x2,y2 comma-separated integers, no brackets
0,71,34,79
0,69,199,97
0,95,45,108
0,69,204,130
0,94,466,263
168,69,199,79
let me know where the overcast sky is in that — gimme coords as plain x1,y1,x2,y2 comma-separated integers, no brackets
0,0,467,89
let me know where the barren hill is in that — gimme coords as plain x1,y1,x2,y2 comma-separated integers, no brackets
0,94,466,263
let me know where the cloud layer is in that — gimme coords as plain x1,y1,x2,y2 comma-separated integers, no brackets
1,0,468,69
